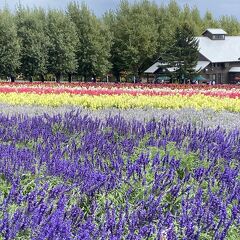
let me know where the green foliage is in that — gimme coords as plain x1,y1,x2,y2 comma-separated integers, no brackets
0,174,11,201
108,0,159,79
15,231,31,240
227,226,240,240
220,15,240,35
46,9,78,81
0,0,240,82
162,22,199,83
68,2,112,79
0,9,20,76
15,7,49,79
203,11,219,29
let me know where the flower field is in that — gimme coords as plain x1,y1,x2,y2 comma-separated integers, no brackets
1,83,240,111
0,83,239,239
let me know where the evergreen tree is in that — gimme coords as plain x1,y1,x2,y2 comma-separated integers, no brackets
220,15,240,35
180,4,200,35
46,10,78,82
162,22,199,83
155,1,181,56
181,4,191,20
191,7,204,35
203,11,219,29
15,7,49,82
68,2,112,81
167,0,181,20
0,9,20,82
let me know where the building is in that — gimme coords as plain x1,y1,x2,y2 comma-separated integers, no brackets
145,28,240,84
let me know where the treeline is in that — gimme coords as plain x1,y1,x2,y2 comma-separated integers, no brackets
1,0,240,82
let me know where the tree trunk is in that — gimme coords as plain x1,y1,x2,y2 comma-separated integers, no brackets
92,75,96,82
10,75,15,83
83,75,87,82
115,73,120,83
133,76,136,84
137,69,142,83
40,74,45,83
68,73,73,83
55,72,61,83
29,76,33,83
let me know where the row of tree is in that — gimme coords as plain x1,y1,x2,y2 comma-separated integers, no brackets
0,0,240,82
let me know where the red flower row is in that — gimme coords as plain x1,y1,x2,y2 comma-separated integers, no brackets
1,86,240,99
1,81,240,90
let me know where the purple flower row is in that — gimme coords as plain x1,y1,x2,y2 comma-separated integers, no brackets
0,111,239,239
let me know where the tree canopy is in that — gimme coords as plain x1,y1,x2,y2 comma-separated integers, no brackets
0,0,240,82
15,7,49,81
161,22,199,83
107,0,159,81
68,2,112,81
0,9,20,81
47,10,79,82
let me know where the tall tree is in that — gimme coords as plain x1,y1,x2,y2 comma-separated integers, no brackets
167,0,181,20
109,0,159,82
181,4,191,22
15,7,49,82
191,7,204,35
104,10,122,82
220,15,240,35
105,4,127,82
0,9,20,82
46,10,78,82
156,4,175,54
203,11,219,29
162,22,199,83
68,2,112,81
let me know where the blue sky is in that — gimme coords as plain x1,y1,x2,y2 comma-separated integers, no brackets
1,0,240,19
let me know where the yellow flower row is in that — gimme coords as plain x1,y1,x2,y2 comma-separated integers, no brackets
1,93,240,112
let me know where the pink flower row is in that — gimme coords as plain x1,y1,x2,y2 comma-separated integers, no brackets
1,85,240,98
1,81,240,90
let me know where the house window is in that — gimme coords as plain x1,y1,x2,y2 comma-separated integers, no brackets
212,63,221,68
212,74,216,80
212,34,225,40
224,63,230,68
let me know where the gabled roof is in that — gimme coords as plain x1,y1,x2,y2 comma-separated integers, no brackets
203,28,227,35
144,62,179,74
144,61,209,74
144,62,162,74
144,62,170,74
229,67,240,73
194,61,210,71
197,36,240,63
